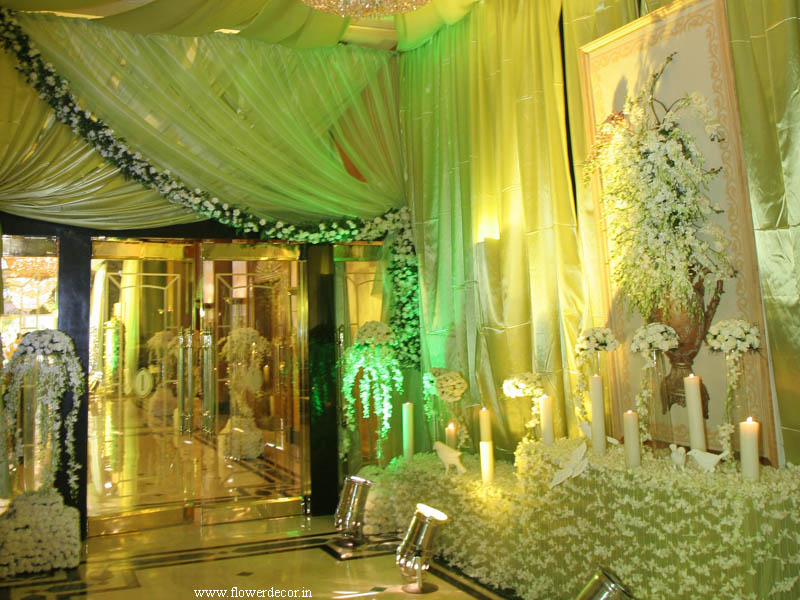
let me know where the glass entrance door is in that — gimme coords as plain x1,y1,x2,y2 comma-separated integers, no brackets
87,239,308,534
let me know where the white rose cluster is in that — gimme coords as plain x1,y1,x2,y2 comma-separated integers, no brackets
434,370,467,403
706,319,760,358
0,489,80,577
630,322,679,358
575,327,619,355
503,372,544,399
354,321,395,345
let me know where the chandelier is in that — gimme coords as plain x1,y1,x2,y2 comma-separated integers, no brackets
301,0,432,19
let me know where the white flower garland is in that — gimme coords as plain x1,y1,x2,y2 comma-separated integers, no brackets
586,53,734,321
503,372,544,437
574,327,618,421
1,330,85,501
631,323,678,443
0,7,421,369
707,319,761,458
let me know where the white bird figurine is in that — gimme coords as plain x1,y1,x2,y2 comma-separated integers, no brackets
550,442,589,488
433,441,467,474
688,448,725,473
670,444,686,470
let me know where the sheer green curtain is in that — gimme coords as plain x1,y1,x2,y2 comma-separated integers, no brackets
401,0,586,449
19,12,404,222
562,1,640,332
725,0,800,462
0,51,200,229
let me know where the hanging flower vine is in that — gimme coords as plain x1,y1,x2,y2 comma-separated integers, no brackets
706,318,761,458
503,372,544,440
0,7,421,369
630,323,678,444
341,322,404,456
1,329,85,501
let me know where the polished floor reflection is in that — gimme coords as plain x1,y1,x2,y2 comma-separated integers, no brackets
1,517,495,600
88,395,301,517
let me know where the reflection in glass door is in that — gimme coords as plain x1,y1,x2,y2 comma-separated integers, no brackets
87,240,308,533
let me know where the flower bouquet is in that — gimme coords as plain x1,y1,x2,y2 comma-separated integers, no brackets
574,327,618,421
631,323,679,444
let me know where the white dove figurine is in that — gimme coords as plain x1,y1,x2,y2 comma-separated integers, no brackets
549,442,589,488
688,448,724,473
670,444,686,470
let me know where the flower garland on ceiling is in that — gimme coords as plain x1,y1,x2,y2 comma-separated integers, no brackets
0,8,421,369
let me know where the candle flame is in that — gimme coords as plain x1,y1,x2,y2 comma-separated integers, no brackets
626,409,634,414
746,416,754,423
447,422,455,430
481,406,488,412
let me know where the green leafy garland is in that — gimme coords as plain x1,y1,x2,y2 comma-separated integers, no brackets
0,7,421,368
341,322,404,456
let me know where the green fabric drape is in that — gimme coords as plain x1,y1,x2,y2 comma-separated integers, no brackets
562,1,639,337
724,0,800,462
6,0,476,51
18,12,405,223
401,0,586,449
0,50,201,229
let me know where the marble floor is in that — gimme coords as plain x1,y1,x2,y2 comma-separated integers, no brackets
87,395,303,517
0,517,500,600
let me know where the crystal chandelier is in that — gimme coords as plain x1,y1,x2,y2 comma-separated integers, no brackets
301,0,432,19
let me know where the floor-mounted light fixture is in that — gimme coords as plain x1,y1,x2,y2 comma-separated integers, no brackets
396,503,448,593
575,566,635,599
333,475,373,547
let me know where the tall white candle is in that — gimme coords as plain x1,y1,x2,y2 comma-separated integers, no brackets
403,402,414,461
446,422,457,448
590,374,606,456
740,417,760,482
623,410,641,468
480,441,494,484
684,374,706,451
479,407,492,442
540,395,554,445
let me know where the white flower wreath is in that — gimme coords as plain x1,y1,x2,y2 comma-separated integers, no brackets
1,329,85,500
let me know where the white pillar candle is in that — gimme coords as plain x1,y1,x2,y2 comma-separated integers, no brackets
740,417,760,482
479,407,492,442
590,374,606,456
540,395,554,445
480,441,494,484
446,422,457,448
684,374,706,451
623,410,641,468
403,402,414,461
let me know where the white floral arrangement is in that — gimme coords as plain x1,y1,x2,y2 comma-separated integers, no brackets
220,327,268,366
707,319,761,457
502,372,544,399
1,329,85,500
630,323,678,443
434,370,468,403
706,319,760,358
0,7,422,371
574,327,619,421
354,321,395,346
0,488,80,577
586,53,733,321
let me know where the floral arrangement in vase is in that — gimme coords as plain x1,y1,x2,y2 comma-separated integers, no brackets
503,372,544,438
341,321,403,457
586,53,734,412
630,323,679,444
0,329,85,501
574,327,619,422
423,368,470,448
706,319,761,457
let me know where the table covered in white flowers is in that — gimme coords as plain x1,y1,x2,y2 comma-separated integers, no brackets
362,439,800,599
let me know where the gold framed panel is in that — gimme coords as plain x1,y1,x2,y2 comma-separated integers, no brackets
578,0,778,464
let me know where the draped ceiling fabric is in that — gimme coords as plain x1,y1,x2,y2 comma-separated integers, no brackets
3,0,477,51
17,12,405,223
401,0,587,450
0,50,202,229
